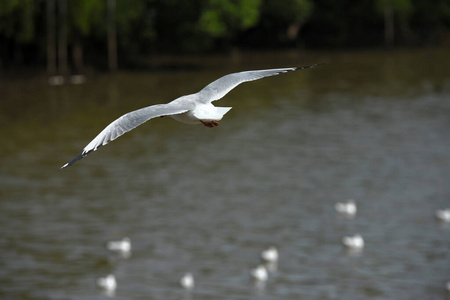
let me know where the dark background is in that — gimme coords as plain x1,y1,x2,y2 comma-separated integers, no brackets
1,0,449,71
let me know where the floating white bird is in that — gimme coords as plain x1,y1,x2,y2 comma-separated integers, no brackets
342,234,365,250
59,64,323,169
180,273,195,290
250,265,268,282
97,274,117,294
435,209,450,223
260,246,279,263
107,237,131,254
335,200,357,217
48,75,65,86
69,74,86,85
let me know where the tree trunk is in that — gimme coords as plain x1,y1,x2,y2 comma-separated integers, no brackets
73,40,84,74
58,0,68,75
107,0,118,72
46,0,56,75
287,22,301,41
384,0,395,47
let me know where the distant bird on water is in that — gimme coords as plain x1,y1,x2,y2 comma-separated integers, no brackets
435,209,450,223
59,64,323,169
335,200,357,217
97,274,117,295
180,273,195,290
342,234,365,250
107,237,131,254
260,246,279,263
250,265,268,282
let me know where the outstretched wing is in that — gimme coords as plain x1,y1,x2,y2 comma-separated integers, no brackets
60,101,192,170
196,64,323,103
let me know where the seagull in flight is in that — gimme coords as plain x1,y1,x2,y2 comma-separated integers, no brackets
60,64,323,169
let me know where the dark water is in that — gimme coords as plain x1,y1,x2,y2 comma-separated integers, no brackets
1,49,450,300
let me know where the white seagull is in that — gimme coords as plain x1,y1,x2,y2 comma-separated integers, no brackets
260,246,279,263
97,274,117,294
180,272,195,290
250,265,268,282
107,237,131,254
435,209,450,223
60,64,323,169
335,200,357,217
342,234,365,250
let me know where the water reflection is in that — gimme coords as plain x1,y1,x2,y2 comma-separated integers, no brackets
0,49,450,299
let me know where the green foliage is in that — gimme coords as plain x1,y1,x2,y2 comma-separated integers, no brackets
71,0,104,36
116,0,155,52
375,0,413,16
0,0,449,67
263,0,312,24
0,0,35,42
198,0,262,37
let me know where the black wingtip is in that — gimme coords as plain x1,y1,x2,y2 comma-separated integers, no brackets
58,163,70,171
295,63,326,71
58,150,85,171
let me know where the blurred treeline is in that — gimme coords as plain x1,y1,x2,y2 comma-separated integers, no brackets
1,0,449,70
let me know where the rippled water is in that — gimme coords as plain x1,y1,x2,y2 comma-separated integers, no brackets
1,49,450,299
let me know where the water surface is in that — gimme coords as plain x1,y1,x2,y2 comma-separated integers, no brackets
1,49,449,299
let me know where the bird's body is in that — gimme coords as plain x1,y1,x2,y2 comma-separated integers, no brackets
342,234,364,250
170,101,232,126
250,265,268,282
180,273,195,290
97,274,117,293
107,237,131,254
260,246,279,263
335,200,357,217
435,209,450,223
60,64,322,169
